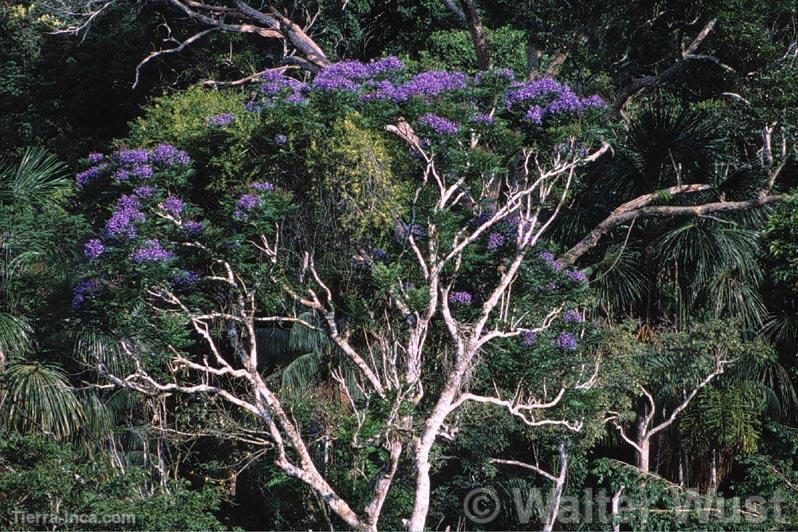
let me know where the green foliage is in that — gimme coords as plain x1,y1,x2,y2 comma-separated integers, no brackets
310,115,410,238
0,431,226,530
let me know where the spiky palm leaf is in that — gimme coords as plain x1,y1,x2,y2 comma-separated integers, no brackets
74,328,134,377
0,312,31,361
609,105,726,199
592,244,649,313
0,361,85,439
0,147,70,211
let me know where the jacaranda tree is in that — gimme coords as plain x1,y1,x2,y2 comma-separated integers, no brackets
71,57,792,530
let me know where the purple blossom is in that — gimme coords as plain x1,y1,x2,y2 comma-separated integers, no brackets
312,74,360,91
250,182,274,191
133,185,156,198
487,232,505,251
448,291,473,305
525,106,544,124
367,56,403,75
183,220,205,235
523,330,537,346
563,309,584,323
505,78,606,124
418,113,459,135
312,57,404,93
472,113,494,125
116,148,149,165
87,152,104,163
557,332,578,350
260,71,307,104
132,164,153,178
274,134,287,145
232,210,248,222
75,166,103,187
539,251,562,271
160,195,184,216
475,68,515,84
131,239,174,263
392,71,467,101
236,194,262,210
505,78,564,110
105,195,145,239
83,239,105,260
113,169,130,182
566,269,587,282
72,279,100,309
151,143,191,166
583,94,606,108
172,270,200,287
539,251,555,263
208,113,235,127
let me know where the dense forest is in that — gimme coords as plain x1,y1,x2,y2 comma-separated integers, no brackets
1,0,797,530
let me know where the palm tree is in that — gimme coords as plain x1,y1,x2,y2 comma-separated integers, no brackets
0,148,86,439
0,147,72,366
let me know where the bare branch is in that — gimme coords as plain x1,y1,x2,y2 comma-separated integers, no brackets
134,28,219,89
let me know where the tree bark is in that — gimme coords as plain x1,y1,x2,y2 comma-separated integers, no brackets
543,444,568,532
459,0,491,70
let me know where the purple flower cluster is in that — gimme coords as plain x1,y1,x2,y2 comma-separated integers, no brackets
258,70,308,106
105,195,145,239
363,70,468,102
394,71,467,101
474,68,515,85
72,279,100,309
487,232,505,251
504,78,605,124
76,165,103,187
539,250,562,272
250,182,274,191
274,134,287,145
566,269,587,282
448,291,473,305
84,238,105,260
160,195,184,217
237,194,261,210
76,144,190,188
131,239,174,263
183,220,204,236
313,57,404,92
172,270,200,287
133,185,156,198
563,309,584,323
113,169,130,182
472,113,494,125
208,113,235,127
523,330,537,346
233,193,262,221
418,113,459,135
117,148,149,165
132,164,153,178
150,143,191,166
557,332,578,350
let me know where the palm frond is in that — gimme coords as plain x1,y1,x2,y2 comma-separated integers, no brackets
0,312,32,360
0,361,85,439
0,147,70,211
